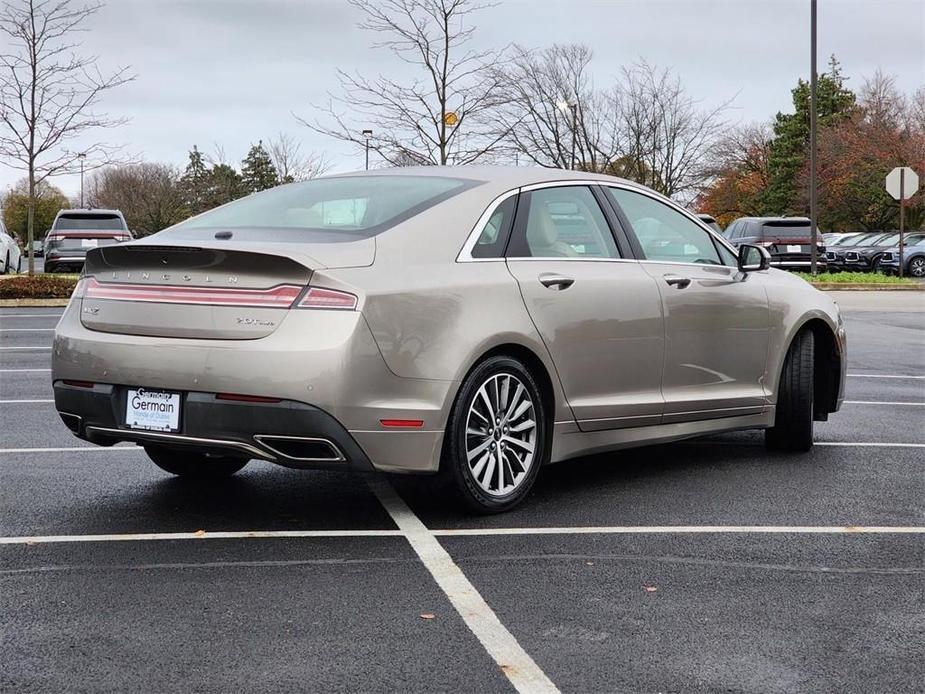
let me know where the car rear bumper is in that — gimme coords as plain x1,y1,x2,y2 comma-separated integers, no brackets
52,299,454,473
53,381,377,471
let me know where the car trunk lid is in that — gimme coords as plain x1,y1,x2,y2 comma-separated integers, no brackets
77,237,372,339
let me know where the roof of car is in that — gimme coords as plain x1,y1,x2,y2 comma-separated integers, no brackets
325,165,643,189
55,208,124,216
734,216,812,223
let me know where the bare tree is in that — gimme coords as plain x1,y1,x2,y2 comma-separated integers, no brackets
86,163,186,236
267,132,330,181
491,44,624,172
617,61,731,200
0,0,133,274
301,0,506,167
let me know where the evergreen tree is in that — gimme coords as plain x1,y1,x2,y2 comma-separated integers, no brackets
206,163,246,208
179,146,210,215
760,57,857,215
240,140,279,193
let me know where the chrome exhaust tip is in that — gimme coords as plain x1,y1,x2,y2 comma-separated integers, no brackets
253,435,346,463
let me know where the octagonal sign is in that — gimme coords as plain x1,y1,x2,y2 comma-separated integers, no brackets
885,166,919,201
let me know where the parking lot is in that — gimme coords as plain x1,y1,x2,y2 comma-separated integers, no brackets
1,291,923,693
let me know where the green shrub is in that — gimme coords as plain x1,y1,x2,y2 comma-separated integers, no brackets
795,271,917,285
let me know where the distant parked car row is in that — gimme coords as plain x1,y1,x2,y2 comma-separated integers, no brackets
693,213,925,277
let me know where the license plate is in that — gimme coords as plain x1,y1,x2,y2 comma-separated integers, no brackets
81,239,98,248
786,244,802,253
125,388,181,432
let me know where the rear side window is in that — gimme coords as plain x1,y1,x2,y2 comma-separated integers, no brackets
168,175,475,237
54,214,126,231
471,195,517,259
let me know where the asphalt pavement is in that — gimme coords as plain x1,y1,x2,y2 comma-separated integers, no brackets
1,292,923,693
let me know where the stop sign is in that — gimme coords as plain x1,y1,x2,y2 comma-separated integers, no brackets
885,166,919,201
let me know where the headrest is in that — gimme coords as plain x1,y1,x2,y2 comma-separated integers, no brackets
527,203,559,246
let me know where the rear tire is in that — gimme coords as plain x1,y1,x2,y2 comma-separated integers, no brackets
766,329,814,452
145,445,249,478
440,356,548,514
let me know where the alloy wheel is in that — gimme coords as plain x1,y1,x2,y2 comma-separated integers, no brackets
464,373,537,497
909,257,925,277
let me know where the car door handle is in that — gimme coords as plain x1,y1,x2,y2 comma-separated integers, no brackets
664,274,691,289
538,273,575,290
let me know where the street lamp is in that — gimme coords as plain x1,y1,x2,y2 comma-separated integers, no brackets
556,99,578,171
362,129,373,171
78,152,87,207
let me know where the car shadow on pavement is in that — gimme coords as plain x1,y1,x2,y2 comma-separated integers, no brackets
392,435,818,528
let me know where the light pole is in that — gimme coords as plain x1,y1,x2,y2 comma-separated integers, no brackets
809,0,818,276
362,129,373,170
78,152,87,207
556,100,578,170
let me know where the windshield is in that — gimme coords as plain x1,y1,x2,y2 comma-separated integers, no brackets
165,175,475,237
844,233,879,246
54,214,126,231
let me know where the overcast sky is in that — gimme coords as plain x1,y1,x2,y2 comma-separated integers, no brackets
2,0,923,198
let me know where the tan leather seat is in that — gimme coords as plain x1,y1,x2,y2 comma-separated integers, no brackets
526,204,578,257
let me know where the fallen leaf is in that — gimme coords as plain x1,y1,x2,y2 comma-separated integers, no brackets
420,613,435,620
193,529,207,537
643,585,657,593
585,561,594,566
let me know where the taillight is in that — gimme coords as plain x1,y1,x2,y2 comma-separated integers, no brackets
295,287,357,310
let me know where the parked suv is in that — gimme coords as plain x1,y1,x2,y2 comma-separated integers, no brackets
44,209,132,273
841,231,905,272
878,234,925,277
724,217,826,270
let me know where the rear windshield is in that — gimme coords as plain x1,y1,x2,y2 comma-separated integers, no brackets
759,220,811,236
164,176,476,238
54,213,126,231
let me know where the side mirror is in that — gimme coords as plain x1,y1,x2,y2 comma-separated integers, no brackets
738,244,771,272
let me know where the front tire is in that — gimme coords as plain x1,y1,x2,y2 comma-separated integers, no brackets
145,445,249,478
441,356,548,514
766,329,814,452
908,256,925,278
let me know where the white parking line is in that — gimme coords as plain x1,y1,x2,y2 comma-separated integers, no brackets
0,368,50,372
844,401,925,406
2,524,921,546
431,526,925,536
0,329,54,332
816,442,925,448
0,446,143,454
0,399,53,404
368,477,560,694
0,346,51,350
0,529,404,545
848,373,925,379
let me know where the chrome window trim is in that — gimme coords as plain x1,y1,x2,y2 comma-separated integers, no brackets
600,183,740,265
456,179,621,262
506,256,638,264
456,188,520,262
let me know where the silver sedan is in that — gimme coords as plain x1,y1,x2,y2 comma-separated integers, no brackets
52,167,846,513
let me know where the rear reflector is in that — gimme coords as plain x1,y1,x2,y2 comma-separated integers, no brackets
297,287,358,310
84,278,303,308
63,380,94,388
379,419,424,428
216,392,283,404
